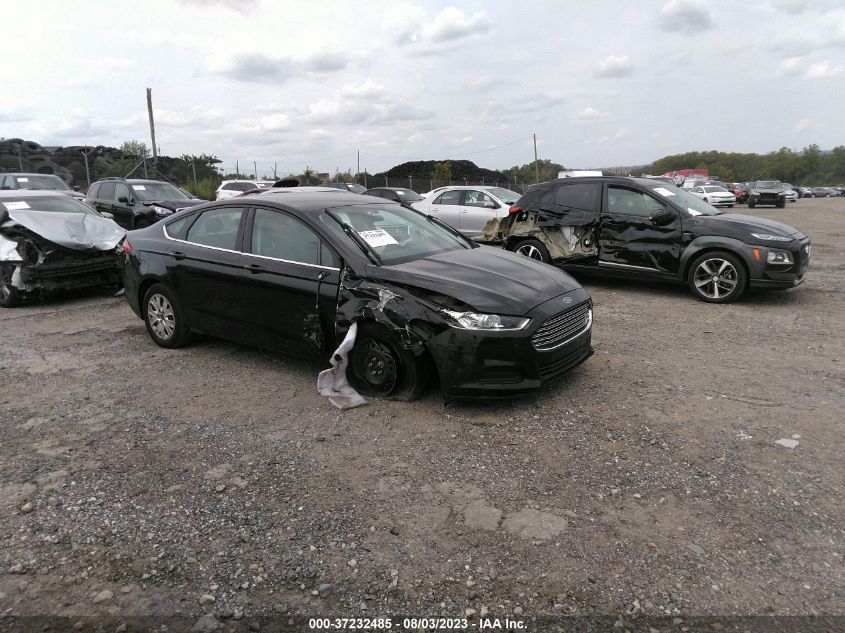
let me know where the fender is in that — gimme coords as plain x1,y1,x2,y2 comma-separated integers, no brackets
680,235,752,278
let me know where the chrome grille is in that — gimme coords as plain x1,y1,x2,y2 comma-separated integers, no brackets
531,302,592,351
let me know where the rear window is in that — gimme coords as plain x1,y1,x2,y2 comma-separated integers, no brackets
0,196,96,215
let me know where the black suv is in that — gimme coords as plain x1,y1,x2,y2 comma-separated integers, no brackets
363,187,424,209
84,178,205,229
499,177,811,303
748,181,786,208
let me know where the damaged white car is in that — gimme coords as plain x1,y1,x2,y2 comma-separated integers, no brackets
0,191,125,307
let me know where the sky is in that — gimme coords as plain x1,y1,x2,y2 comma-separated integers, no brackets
2,0,844,177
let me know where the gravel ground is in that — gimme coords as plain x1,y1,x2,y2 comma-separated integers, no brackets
0,198,842,632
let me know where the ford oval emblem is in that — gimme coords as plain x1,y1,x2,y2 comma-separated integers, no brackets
562,297,573,304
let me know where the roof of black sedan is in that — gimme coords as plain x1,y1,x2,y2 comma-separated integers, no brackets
0,190,73,199
533,176,669,189
253,188,394,211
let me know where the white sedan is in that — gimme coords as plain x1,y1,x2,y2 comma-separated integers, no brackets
689,185,736,208
411,186,520,239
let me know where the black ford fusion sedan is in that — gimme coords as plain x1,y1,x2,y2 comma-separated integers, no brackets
500,177,811,303
121,189,593,400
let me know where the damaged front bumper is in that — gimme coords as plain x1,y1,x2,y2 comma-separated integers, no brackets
428,288,594,398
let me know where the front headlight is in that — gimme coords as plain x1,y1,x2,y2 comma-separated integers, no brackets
151,205,172,216
751,190,760,195
777,191,785,196
767,249,793,264
751,233,792,242
440,310,530,331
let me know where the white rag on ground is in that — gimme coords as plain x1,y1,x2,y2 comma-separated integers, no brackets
317,321,368,410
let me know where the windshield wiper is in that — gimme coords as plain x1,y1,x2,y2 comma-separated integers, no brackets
325,209,383,265
426,214,476,248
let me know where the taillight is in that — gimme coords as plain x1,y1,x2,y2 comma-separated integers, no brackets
122,240,132,255
509,205,523,214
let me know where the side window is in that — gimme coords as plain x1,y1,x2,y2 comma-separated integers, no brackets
434,190,461,205
185,207,244,250
463,190,493,207
87,183,99,198
164,214,194,239
251,208,336,267
367,190,384,198
554,183,600,213
99,182,116,200
607,187,664,217
114,183,131,203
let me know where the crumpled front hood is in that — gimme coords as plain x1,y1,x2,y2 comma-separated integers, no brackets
5,209,126,251
142,199,205,211
371,245,584,314
695,213,804,239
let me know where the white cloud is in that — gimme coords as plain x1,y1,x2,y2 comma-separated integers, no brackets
419,7,491,44
779,56,805,76
596,55,634,78
806,61,843,77
792,118,813,133
210,49,347,83
388,6,491,54
658,0,714,33
175,0,258,13
574,106,603,121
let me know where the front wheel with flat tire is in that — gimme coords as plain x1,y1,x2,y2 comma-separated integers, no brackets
0,264,21,308
143,283,191,347
347,322,429,401
688,251,747,304
511,238,551,263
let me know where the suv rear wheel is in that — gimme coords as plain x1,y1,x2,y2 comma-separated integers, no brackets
688,251,747,303
512,238,551,263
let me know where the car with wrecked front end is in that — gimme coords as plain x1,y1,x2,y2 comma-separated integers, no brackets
121,191,593,401
494,177,810,303
0,191,125,307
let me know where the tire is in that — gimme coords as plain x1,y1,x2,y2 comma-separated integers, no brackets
703,198,709,203
728,204,734,208
511,238,551,263
142,283,191,348
687,251,747,304
777,200,786,208
135,218,151,229
0,264,21,308
347,321,429,401
748,200,756,209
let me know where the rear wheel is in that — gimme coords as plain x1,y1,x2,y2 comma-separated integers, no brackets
688,251,747,304
135,218,152,229
143,283,191,347
347,322,429,401
748,199,756,208
0,264,21,308
512,238,551,263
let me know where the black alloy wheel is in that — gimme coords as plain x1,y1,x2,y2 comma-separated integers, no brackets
688,251,748,304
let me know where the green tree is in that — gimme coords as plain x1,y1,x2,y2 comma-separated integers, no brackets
432,161,452,188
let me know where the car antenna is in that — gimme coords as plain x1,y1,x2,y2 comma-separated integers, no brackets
324,209,383,265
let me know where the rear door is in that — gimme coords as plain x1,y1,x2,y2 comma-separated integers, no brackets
165,205,247,335
458,190,499,236
598,185,683,274
238,206,341,355
427,190,462,231
91,182,117,219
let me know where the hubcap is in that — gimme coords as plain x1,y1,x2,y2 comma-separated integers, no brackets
517,244,543,260
354,339,398,396
694,258,738,300
147,293,176,339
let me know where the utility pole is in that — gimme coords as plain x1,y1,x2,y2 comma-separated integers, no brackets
80,147,95,186
533,133,539,184
357,150,360,178
191,161,199,195
273,162,277,179
253,161,258,180
235,160,239,177
146,88,158,163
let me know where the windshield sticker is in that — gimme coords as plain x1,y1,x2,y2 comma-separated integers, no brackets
653,187,675,197
358,229,398,247
133,185,146,190
3,201,31,210
687,208,702,216
17,177,29,182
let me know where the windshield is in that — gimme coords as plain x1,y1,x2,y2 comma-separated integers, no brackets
394,189,424,202
318,204,470,265
702,186,728,193
0,196,96,214
487,188,520,204
9,175,72,191
131,182,191,201
347,184,367,194
756,181,781,189
649,184,721,216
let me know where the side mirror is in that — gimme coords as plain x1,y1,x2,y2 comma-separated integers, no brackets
99,211,114,219
118,196,130,204
650,207,676,226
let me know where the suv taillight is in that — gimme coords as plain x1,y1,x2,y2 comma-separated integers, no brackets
509,205,523,214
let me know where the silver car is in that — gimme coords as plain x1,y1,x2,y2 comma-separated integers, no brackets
411,186,520,239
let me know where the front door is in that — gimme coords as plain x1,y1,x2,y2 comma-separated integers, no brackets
238,207,341,355
165,206,247,336
598,185,683,274
112,182,136,228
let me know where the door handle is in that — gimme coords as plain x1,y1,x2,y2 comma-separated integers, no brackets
248,263,265,274
171,251,186,260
